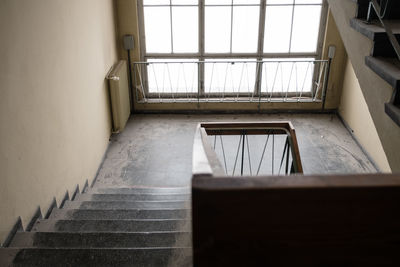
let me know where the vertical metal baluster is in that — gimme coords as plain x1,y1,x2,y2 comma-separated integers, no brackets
285,137,290,174
294,63,299,101
232,135,243,176
220,135,228,174
280,63,284,100
191,62,196,102
181,63,189,99
259,62,265,105
150,64,161,103
246,63,254,102
272,134,275,175
278,137,289,175
222,63,229,101
176,63,181,99
299,62,310,100
166,63,174,102
314,61,325,101
207,63,215,102
246,135,252,175
311,61,316,101
230,62,235,102
257,132,270,175
162,64,166,97
241,131,246,176
270,62,279,102
237,62,245,102
138,64,147,102
285,62,294,102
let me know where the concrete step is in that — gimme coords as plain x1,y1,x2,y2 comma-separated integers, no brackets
49,208,190,220
385,102,400,126
75,193,191,202
32,219,191,232
353,0,400,20
9,231,192,248
63,200,190,210
365,56,400,89
89,187,191,195
0,247,192,267
350,18,400,57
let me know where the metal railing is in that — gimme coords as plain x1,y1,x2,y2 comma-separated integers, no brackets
133,59,330,105
367,0,400,60
192,122,303,177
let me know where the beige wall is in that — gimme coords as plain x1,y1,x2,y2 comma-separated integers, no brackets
328,0,400,172
0,0,117,244
339,59,391,172
321,10,347,110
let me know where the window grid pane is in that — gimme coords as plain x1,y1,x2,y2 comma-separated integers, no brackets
142,1,325,96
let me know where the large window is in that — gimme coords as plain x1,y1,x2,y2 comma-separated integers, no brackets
138,0,327,97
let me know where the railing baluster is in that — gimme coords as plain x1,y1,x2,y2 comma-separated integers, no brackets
219,135,228,174
272,134,275,175
166,63,174,103
270,62,279,102
232,134,243,176
256,132,270,175
137,64,147,103
285,62,295,102
285,138,290,174
246,134,252,175
222,63,229,102
208,62,215,102
278,137,289,175
237,62,245,102
241,131,246,176
299,62,311,100
138,59,328,104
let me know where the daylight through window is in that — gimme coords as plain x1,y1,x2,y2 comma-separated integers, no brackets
139,0,326,97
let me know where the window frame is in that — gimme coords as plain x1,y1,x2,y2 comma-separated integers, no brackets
137,0,328,98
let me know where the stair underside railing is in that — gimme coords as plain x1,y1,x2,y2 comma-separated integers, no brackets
367,0,400,60
193,121,303,178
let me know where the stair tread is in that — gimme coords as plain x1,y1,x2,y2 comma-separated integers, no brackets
75,193,190,202
89,187,191,194
0,247,192,267
49,208,190,220
350,18,400,41
365,56,400,89
32,219,191,232
63,200,190,210
9,231,192,248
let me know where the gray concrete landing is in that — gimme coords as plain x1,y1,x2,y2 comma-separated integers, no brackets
93,114,377,189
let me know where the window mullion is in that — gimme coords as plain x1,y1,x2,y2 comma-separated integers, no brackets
199,0,205,96
170,0,174,53
288,1,296,53
255,0,267,97
230,0,234,53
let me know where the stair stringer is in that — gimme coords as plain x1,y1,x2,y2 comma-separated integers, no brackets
327,0,400,171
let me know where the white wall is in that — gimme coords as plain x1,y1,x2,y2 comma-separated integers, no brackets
0,0,118,244
339,58,391,172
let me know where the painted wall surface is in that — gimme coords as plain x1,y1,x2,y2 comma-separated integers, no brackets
339,59,391,172
0,0,117,244
327,0,400,171
321,11,347,110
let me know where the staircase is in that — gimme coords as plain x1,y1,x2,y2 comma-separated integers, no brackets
349,0,400,126
0,186,192,266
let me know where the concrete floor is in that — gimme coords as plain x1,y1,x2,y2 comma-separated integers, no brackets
93,114,377,189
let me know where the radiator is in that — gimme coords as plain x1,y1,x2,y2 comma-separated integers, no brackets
107,60,131,132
